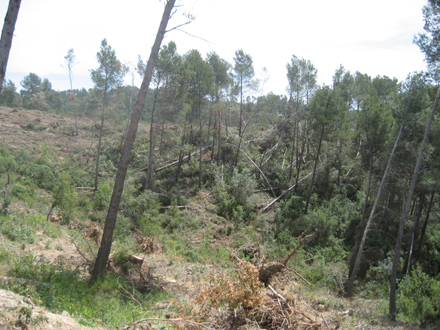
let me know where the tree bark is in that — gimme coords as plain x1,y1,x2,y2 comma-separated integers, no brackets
403,193,424,274
304,125,324,214
348,155,373,278
94,111,105,191
345,119,405,297
145,87,160,190
415,191,435,260
91,0,176,282
0,0,21,93
389,86,440,319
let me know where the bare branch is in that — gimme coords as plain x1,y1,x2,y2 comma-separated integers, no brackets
165,20,192,33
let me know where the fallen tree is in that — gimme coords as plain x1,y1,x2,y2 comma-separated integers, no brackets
229,225,317,286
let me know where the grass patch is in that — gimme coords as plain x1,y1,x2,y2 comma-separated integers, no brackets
2,252,171,329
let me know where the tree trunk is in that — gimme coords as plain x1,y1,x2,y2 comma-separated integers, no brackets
295,118,305,191
145,88,159,190
304,125,324,214
91,0,176,282
238,78,243,137
288,118,296,181
415,191,435,261
0,0,21,93
198,99,203,190
345,120,405,297
216,110,222,165
348,155,373,278
175,127,187,183
389,86,440,319
403,193,424,274
94,111,105,191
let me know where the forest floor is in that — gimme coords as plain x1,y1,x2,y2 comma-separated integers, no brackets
0,106,425,329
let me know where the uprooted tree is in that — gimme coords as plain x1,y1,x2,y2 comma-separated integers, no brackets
227,225,317,288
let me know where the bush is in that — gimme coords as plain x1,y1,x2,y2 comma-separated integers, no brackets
397,264,440,324
93,179,113,210
51,171,78,222
0,213,36,244
213,167,256,222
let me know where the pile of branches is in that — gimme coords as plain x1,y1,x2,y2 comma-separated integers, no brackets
120,227,342,329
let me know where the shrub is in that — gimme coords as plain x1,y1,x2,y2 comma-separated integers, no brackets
397,264,440,324
0,213,36,244
51,171,78,222
93,179,113,210
0,145,16,173
213,167,256,222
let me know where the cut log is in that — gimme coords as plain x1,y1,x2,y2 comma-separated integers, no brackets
129,255,144,266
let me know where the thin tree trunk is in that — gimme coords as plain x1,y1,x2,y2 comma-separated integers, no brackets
262,171,313,213
295,118,304,191
415,191,435,261
145,88,159,190
94,110,105,191
216,110,222,165
404,193,424,274
0,0,21,93
198,99,203,190
348,155,374,278
345,119,405,296
175,127,187,183
288,118,296,181
304,125,324,214
91,0,176,282
389,86,440,319
238,78,243,137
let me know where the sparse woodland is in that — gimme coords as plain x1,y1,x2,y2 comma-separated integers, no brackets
0,0,440,329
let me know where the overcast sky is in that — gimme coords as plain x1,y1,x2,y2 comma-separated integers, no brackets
0,0,429,96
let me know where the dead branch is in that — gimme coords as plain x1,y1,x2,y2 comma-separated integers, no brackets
258,226,317,286
137,146,210,174
268,285,286,302
261,171,313,213
321,313,330,329
70,238,94,266
76,186,95,190
159,205,189,210
291,268,312,286
282,225,317,266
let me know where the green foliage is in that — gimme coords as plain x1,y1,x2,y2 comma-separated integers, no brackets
51,171,78,222
93,179,113,210
397,264,440,324
414,0,440,81
91,38,128,105
275,194,359,262
10,254,62,282
0,213,37,244
2,250,169,328
0,145,17,174
213,167,257,222
0,80,18,107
